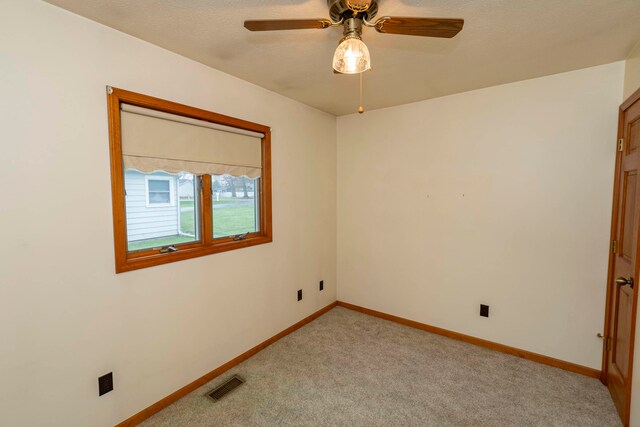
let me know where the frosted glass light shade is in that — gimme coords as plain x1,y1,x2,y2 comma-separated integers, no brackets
332,37,371,74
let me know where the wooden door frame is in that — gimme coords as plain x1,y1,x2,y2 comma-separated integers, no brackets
601,86,640,426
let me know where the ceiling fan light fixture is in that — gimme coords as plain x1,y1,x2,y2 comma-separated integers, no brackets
332,35,371,74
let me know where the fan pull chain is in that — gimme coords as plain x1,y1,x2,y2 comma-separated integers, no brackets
358,71,364,114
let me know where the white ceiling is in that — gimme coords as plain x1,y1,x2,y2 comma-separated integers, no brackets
44,0,640,116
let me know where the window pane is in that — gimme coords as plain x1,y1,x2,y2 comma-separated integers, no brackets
125,170,200,252
148,191,170,204
211,175,259,239
148,179,170,192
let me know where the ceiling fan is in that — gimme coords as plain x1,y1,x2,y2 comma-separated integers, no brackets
244,0,464,75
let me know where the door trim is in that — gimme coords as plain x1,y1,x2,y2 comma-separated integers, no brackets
622,87,640,111
601,85,640,426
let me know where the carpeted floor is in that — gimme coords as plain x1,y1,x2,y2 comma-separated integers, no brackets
141,307,621,427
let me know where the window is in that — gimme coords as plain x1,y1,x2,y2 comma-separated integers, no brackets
126,171,199,252
145,175,174,207
108,87,272,272
211,175,259,238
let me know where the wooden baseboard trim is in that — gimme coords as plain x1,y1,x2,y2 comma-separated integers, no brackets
336,301,601,379
115,301,338,427
117,299,599,426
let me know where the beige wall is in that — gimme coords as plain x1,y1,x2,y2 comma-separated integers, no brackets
0,1,336,426
624,40,640,101
337,62,623,370
2,0,637,425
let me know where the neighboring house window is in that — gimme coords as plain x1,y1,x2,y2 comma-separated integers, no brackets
145,176,175,207
108,87,272,273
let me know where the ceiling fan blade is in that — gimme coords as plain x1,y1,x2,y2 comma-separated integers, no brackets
374,17,464,38
244,19,332,31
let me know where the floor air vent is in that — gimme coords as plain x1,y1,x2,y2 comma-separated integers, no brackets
207,375,245,402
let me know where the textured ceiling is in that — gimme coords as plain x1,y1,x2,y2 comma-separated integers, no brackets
44,0,640,115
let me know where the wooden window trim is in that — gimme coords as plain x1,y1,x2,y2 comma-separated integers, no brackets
107,87,272,273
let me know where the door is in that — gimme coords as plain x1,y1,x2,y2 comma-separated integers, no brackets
604,89,640,426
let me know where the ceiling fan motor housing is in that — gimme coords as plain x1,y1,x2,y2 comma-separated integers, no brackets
342,17,363,40
328,0,378,22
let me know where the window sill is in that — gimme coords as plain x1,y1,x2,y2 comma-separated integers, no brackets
116,234,272,273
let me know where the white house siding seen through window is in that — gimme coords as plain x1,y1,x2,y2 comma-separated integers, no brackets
125,170,199,252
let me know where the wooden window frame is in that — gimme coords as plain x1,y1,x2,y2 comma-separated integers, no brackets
107,87,272,273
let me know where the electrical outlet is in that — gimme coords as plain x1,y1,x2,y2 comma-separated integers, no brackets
98,372,113,396
319,280,324,291
480,304,489,318
297,289,302,301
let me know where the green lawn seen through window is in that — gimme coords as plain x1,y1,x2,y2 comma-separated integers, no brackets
127,235,194,251
212,198,257,238
127,197,256,251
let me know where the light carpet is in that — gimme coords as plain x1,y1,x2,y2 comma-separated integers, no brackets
141,307,621,426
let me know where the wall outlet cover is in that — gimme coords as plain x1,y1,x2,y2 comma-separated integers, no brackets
98,372,113,396
480,304,489,318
